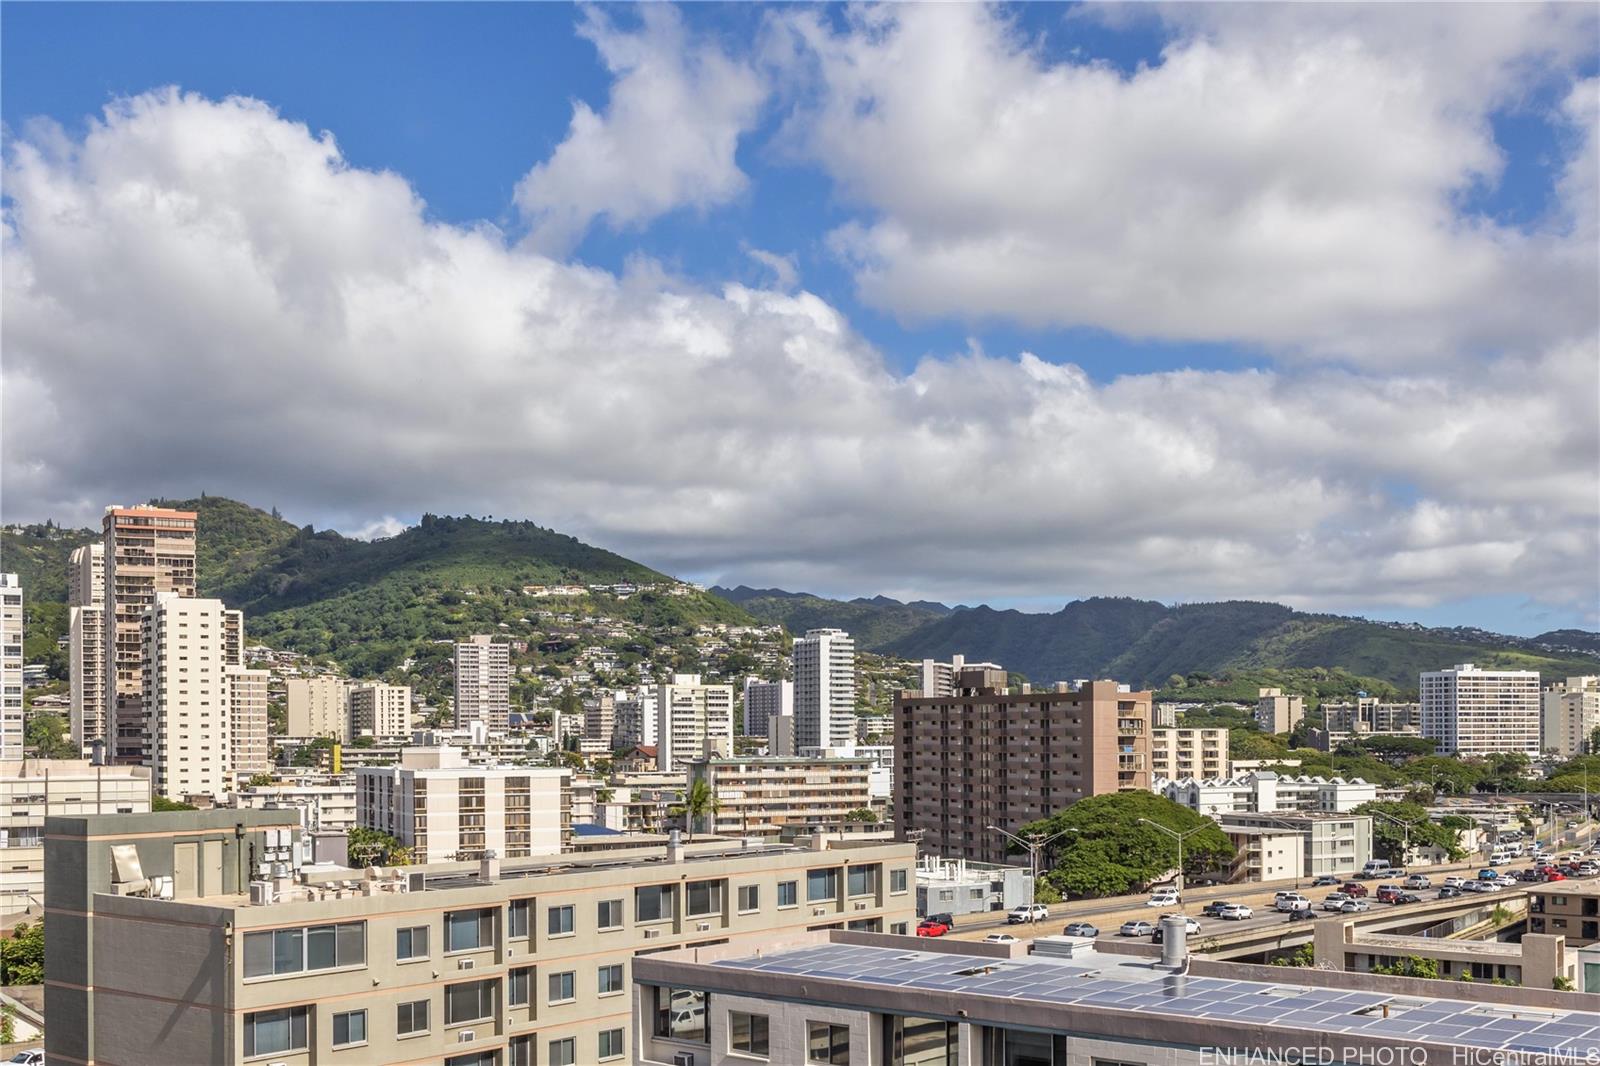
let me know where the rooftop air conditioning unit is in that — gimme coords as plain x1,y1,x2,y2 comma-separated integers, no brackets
458,958,475,970
458,1030,476,1043
673,1053,696,1066
249,881,274,906
408,872,426,892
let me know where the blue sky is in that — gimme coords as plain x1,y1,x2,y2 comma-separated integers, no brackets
3,3,1596,635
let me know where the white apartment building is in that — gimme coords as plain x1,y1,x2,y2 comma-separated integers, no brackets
67,540,106,606
454,634,510,730
794,628,856,750
228,778,358,832
1254,687,1305,734
1156,771,1377,816
67,543,107,752
286,675,352,741
356,746,568,862
799,744,894,802
349,682,413,738
655,674,735,770
1220,811,1374,879
142,593,236,801
741,677,792,736
917,654,1003,697
1541,676,1600,757
0,759,150,916
1421,663,1542,754
685,756,875,838
227,666,271,777
1150,727,1230,779
614,687,659,748
583,691,617,746
0,574,23,761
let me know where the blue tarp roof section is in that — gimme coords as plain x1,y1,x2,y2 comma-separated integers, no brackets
572,824,624,837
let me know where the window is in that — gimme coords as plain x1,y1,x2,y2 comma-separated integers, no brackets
243,922,365,977
654,986,708,1042
331,1009,366,1048
738,884,760,912
447,908,495,952
731,1011,770,1058
396,999,430,1036
687,878,724,917
890,921,909,935
598,962,624,995
847,864,879,897
447,1055,496,1066
807,868,840,902
809,1022,850,1065
778,880,798,907
244,1006,307,1058
598,897,624,929
549,1037,577,1066
599,1027,625,1060
509,898,530,938
549,904,575,935
509,1035,534,1066
637,883,676,922
890,868,909,894
509,966,531,1006
548,970,575,1003
396,925,429,961
445,979,497,1025
888,1016,956,1066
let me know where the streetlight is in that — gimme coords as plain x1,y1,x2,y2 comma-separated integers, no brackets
1369,810,1427,867
1137,818,1211,911
986,825,1079,923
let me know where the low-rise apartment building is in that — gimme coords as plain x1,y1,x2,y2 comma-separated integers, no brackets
685,757,874,838
1312,696,1424,751
357,747,569,862
229,778,360,832
1218,810,1373,879
349,682,413,738
1529,882,1600,946
0,759,151,917
1315,919,1576,987
1156,771,1378,815
44,810,915,1066
1150,727,1229,779
1254,686,1306,734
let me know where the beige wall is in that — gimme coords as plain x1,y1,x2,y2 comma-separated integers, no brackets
287,676,352,741
143,593,233,800
350,683,412,737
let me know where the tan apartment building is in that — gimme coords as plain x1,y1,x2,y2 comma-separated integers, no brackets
0,759,150,917
287,675,353,741
357,747,569,863
455,635,511,730
1150,727,1229,779
1254,686,1306,734
229,666,272,778
43,809,915,1066
1315,919,1576,987
1529,882,1600,946
350,682,413,738
1542,676,1600,758
143,592,239,801
686,757,874,838
894,668,1151,865
654,674,735,770
0,574,21,761
103,504,198,764
67,542,107,752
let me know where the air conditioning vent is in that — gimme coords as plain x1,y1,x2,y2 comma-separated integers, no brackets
643,928,662,939
697,922,711,932
813,907,828,916
408,872,426,892
458,958,475,970
854,902,868,911
458,1030,476,1043
249,881,274,906
672,1053,696,1066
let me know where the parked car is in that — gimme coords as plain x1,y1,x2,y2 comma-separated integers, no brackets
1312,874,1341,887
1402,874,1431,890
1342,882,1369,897
1436,885,1462,899
1119,920,1155,937
1147,890,1181,908
1286,908,1319,923
983,933,1019,944
7,1052,45,1066
1008,904,1049,924
1340,899,1372,913
1216,903,1253,921
1322,892,1351,911
1062,922,1100,938
916,918,951,937
1275,893,1311,912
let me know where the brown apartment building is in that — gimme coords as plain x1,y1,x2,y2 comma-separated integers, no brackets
894,668,1152,865
1529,882,1600,946
103,505,198,764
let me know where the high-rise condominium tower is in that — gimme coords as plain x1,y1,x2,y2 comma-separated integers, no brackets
103,505,197,764
793,628,856,750
654,674,735,770
0,575,23,761
1420,663,1541,755
454,635,510,730
68,543,107,751
142,592,235,800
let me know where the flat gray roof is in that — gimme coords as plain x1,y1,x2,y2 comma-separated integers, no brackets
711,943,1600,1057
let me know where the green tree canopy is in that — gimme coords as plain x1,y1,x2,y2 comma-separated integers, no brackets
1017,792,1234,899
1354,800,1464,863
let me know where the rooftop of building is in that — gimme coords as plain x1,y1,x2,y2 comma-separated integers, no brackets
1158,771,1375,788
683,937,1600,1057
1,759,152,781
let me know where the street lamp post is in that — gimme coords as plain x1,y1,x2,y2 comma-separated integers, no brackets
1370,810,1427,867
1137,818,1211,911
986,825,1079,923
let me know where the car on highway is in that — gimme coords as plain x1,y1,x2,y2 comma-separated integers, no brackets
1202,900,1235,918
1543,871,1568,882
1476,869,1500,881
1465,880,1502,892
1062,922,1100,938
1119,920,1155,937
1322,892,1351,911
983,933,1020,944
1286,908,1319,923
1312,874,1340,887
1339,898,1372,913
1341,882,1369,897
1403,874,1431,890
1442,877,1469,889
1577,862,1599,877
1159,914,1202,934
1275,893,1311,912
916,918,951,937
1216,903,1253,921
1393,892,1422,904
1007,904,1049,924
1495,873,1519,887
1375,885,1402,903
1437,885,1462,899
1147,890,1180,908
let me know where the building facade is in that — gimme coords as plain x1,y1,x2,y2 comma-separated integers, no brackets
1150,727,1229,779
1421,663,1542,755
142,592,236,800
286,675,353,741
103,504,198,764
1313,697,1424,751
228,666,272,778
741,677,792,737
583,691,616,747
685,757,874,837
357,747,569,862
350,682,413,738
67,543,108,752
1218,811,1374,879
655,674,735,770
45,811,915,1066
1542,676,1600,757
1254,687,1306,734
229,779,359,832
794,628,856,751
1156,771,1378,816
1528,883,1600,947
895,669,1152,865
0,573,22,761
612,687,658,749
455,635,511,731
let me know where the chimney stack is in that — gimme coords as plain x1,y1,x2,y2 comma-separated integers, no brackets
479,848,500,883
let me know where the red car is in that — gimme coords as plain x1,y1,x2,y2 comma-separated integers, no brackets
916,919,950,938
1544,871,1567,882
1342,883,1369,897
1375,885,1402,903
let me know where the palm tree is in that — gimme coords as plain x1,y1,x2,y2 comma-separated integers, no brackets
682,780,720,841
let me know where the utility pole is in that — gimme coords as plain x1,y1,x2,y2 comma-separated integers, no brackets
1138,818,1211,911
986,825,1079,922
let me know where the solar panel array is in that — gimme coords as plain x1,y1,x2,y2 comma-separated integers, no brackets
712,943,1600,1056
